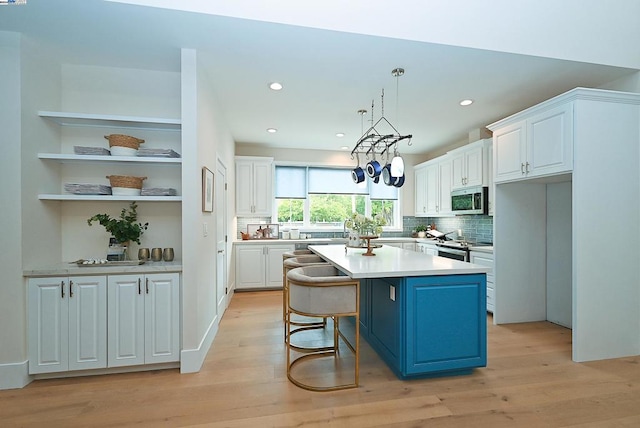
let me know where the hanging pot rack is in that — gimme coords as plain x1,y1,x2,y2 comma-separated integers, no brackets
350,68,412,163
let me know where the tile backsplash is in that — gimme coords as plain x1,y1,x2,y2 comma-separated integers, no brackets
237,215,493,243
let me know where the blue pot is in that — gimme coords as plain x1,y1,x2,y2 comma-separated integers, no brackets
351,167,365,183
366,160,382,178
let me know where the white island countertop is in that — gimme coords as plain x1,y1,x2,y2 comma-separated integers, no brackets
309,244,489,279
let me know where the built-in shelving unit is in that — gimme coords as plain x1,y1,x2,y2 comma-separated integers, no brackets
38,111,182,202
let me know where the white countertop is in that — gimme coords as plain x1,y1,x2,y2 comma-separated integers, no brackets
23,261,182,277
309,244,489,279
233,237,417,245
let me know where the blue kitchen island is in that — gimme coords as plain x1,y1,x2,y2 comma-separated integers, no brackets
309,244,488,380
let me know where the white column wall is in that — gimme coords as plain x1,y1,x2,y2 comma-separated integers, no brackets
0,32,27,388
179,49,236,373
572,98,640,361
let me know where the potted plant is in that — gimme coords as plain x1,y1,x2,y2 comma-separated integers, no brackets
415,224,428,238
345,212,387,246
87,202,149,250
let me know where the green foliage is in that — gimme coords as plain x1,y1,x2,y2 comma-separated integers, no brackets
87,202,149,244
277,199,304,223
415,224,429,232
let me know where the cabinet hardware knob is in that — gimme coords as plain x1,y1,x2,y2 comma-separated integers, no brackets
69,280,73,298
526,162,530,173
146,278,149,294
521,163,525,174
138,278,141,295
61,281,65,299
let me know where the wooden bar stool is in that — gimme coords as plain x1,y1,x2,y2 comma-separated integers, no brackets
283,255,329,344
286,265,360,391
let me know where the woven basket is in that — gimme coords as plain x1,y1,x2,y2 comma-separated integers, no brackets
104,134,145,150
106,175,147,189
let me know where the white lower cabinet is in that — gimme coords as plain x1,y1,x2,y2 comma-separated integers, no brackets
470,251,494,313
28,272,180,375
417,242,438,256
28,276,107,374
107,273,180,367
235,244,294,289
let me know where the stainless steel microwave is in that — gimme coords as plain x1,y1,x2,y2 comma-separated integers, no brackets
451,186,488,215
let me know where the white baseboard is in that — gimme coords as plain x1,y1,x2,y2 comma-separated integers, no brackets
0,360,31,390
180,314,219,373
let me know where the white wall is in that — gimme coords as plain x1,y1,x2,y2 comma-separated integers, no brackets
179,49,236,373
0,32,27,388
546,181,572,328
58,64,182,261
494,181,547,324
572,97,640,361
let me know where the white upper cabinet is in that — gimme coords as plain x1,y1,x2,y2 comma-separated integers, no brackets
414,156,453,217
235,156,273,216
450,140,488,190
490,102,573,183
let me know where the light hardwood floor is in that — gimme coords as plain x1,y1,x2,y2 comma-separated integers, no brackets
2,290,640,427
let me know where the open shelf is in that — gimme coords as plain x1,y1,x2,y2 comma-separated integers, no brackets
38,153,182,165
38,111,181,131
39,194,182,202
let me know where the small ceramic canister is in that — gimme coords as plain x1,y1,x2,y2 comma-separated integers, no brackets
151,247,163,262
163,248,174,262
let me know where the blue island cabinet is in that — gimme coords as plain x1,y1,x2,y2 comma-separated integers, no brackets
360,274,487,379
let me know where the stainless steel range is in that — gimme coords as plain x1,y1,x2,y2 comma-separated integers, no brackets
436,240,472,262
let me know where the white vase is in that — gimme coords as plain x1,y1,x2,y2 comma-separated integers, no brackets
418,231,426,238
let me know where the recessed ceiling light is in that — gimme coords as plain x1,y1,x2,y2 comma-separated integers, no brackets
269,82,283,91
460,99,474,106
266,128,277,133
340,146,350,150
336,132,345,138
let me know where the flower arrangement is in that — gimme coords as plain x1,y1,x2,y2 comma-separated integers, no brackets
345,212,387,236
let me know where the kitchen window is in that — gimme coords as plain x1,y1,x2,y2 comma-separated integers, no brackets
274,165,400,230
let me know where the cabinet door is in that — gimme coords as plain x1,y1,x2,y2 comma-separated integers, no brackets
424,164,439,214
451,153,465,189
493,120,526,183
527,103,573,178
108,275,145,367
28,278,69,374
265,245,294,288
68,276,107,371
252,161,272,216
235,161,255,215
465,145,484,187
414,167,428,216
145,273,180,364
438,159,453,214
235,245,267,289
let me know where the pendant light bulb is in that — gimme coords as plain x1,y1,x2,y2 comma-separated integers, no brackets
391,155,404,177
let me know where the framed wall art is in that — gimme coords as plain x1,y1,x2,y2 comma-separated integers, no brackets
202,166,214,212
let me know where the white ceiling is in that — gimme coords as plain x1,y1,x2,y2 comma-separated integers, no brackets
3,0,638,155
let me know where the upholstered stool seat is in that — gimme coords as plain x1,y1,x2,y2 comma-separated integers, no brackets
286,265,360,391
282,255,329,344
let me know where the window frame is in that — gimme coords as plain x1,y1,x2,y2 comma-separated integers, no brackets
273,163,402,232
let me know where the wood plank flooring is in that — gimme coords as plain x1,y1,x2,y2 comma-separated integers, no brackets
2,290,639,427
